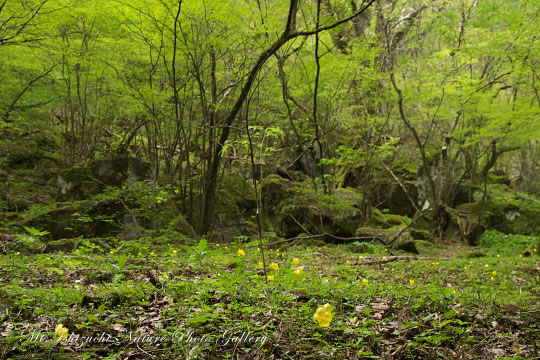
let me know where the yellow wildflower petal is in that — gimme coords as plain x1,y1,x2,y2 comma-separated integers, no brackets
292,258,300,265
409,279,415,286
238,249,246,256
55,324,68,340
313,305,333,327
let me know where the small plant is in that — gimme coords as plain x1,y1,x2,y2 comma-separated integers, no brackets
189,237,209,266
112,254,128,271
16,226,50,252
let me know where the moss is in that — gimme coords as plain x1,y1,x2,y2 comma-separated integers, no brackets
409,228,433,242
415,239,434,248
221,173,256,213
46,238,76,252
457,196,540,236
368,208,388,228
367,208,408,229
261,174,296,217
355,227,387,240
261,176,366,240
386,214,409,226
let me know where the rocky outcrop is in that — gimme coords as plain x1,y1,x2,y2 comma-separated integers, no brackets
261,175,364,240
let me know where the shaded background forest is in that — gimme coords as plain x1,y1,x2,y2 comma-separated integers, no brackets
1,0,539,250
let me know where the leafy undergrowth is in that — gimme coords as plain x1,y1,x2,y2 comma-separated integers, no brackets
0,234,538,360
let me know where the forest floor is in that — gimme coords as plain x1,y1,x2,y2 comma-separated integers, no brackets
0,234,539,360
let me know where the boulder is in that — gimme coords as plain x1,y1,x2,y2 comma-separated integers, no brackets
456,197,540,236
355,225,419,253
57,155,154,202
409,228,433,242
261,175,364,241
367,208,409,229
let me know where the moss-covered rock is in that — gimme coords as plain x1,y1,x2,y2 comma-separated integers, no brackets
355,225,418,253
355,227,387,241
221,173,256,213
409,228,433,242
456,197,540,236
46,238,77,252
367,208,409,229
261,175,296,218
261,176,364,241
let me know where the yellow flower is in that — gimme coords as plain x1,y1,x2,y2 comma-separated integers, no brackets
359,256,364,261
382,256,387,260
294,267,303,275
16,252,20,255
216,244,220,247
496,254,500,258
292,258,300,265
362,278,369,284
172,250,177,254
55,324,68,340
490,277,495,281
409,279,415,286
346,260,351,265
254,274,259,278
150,251,157,257
384,248,388,252
257,248,260,252
519,255,522,258
267,275,274,281
391,268,395,272
109,250,114,255
270,262,279,271
464,266,468,270
484,264,489,268
492,271,496,276
258,261,264,268
225,246,228,250
137,252,142,257
238,249,246,256
313,304,333,327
